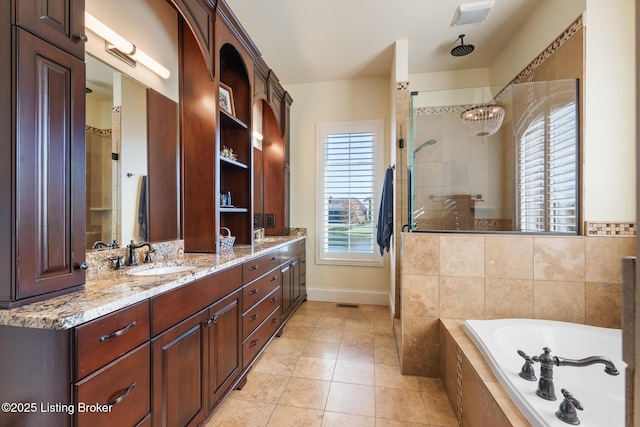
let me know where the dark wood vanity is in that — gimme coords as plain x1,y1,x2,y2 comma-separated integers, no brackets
0,238,307,427
0,0,303,426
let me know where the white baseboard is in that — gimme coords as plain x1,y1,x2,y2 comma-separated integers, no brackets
306,287,389,306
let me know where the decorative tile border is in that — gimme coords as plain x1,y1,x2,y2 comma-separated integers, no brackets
396,81,409,91
86,126,112,136
585,221,636,236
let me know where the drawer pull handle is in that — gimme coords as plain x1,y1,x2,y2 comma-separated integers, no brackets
106,382,136,407
99,321,136,342
270,297,278,303
269,276,277,282
270,256,277,261
249,339,259,348
250,314,259,322
249,289,259,295
270,318,278,325
249,265,259,271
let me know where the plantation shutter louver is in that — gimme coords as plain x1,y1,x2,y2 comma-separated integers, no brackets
316,121,383,266
518,102,577,233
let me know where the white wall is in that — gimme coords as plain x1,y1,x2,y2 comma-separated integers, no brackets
85,0,179,102
583,0,635,221
85,96,112,129
286,78,392,304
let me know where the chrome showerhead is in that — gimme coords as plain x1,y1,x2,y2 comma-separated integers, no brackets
451,34,475,57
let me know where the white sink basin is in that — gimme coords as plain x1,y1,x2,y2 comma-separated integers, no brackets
127,265,195,276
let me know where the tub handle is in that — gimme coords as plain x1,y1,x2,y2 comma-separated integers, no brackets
517,350,537,381
556,389,583,425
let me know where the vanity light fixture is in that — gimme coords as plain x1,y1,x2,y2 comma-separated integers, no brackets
85,12,171,79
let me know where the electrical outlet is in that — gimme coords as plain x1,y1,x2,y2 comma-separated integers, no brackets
265,213,275,228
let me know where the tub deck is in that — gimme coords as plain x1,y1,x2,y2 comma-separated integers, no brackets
439,318,531,427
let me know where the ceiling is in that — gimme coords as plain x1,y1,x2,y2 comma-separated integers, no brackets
225,0,541,85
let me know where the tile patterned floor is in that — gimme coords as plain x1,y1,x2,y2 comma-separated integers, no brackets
205,301,458,427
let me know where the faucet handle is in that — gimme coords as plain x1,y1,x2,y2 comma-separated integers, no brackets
109,255,125,270
517,350,537,381
556,389,583,425
144,248,156,263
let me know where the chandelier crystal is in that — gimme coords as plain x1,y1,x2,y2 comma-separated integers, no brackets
460,104,505,137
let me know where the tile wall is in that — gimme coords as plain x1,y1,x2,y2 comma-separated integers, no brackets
399,232,635,377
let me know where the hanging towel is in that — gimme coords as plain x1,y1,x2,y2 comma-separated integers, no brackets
139,175,148,241
376,166,394,256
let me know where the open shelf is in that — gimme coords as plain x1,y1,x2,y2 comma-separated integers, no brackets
220,156,248,169
220,109,247,130
220,207,248,213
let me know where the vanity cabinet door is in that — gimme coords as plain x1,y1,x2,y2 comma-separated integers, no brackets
207,289,242,409
152,309,209,427
14,27,86,302
15,0,86,59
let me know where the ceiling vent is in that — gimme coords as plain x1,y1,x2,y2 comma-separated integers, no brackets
451,1,495,26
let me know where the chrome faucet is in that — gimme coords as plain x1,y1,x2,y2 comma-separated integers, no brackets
127,241,154,266
532,347,620,401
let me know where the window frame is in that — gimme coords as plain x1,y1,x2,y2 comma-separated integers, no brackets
315,120,385,266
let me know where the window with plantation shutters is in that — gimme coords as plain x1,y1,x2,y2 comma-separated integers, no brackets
316,120,384,266
517,102,577,233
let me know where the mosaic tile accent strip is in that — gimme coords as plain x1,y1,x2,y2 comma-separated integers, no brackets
86,126,112,136
414,105,473,116
585,221,636,236
396,81,409,91
509,15,583,88
111,105,121,114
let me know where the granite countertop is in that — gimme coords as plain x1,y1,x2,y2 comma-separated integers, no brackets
0,236,305,330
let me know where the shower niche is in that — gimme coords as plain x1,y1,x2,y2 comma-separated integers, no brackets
409,79,579,234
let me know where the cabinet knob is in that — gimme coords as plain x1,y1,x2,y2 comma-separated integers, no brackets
76,262,90,271
74,33,88,43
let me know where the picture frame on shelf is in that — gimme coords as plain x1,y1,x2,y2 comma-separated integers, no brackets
219,83,235,116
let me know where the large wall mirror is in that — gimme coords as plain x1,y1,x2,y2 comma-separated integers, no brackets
85,54,149,250
85,0,180,251
410,79,579,234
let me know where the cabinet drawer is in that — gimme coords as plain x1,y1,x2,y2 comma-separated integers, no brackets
242,250,280,284
242,307,280,367
75,342,151,427
242,268,280,311
76,300,150,379
280,239,305,261
242,287,281,339
152,265,241,335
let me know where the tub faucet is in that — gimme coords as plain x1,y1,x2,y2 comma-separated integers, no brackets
554,354,620,376
532,347,620,401
532,347,557,400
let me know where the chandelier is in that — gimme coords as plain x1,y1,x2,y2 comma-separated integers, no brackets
460,104,505,137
